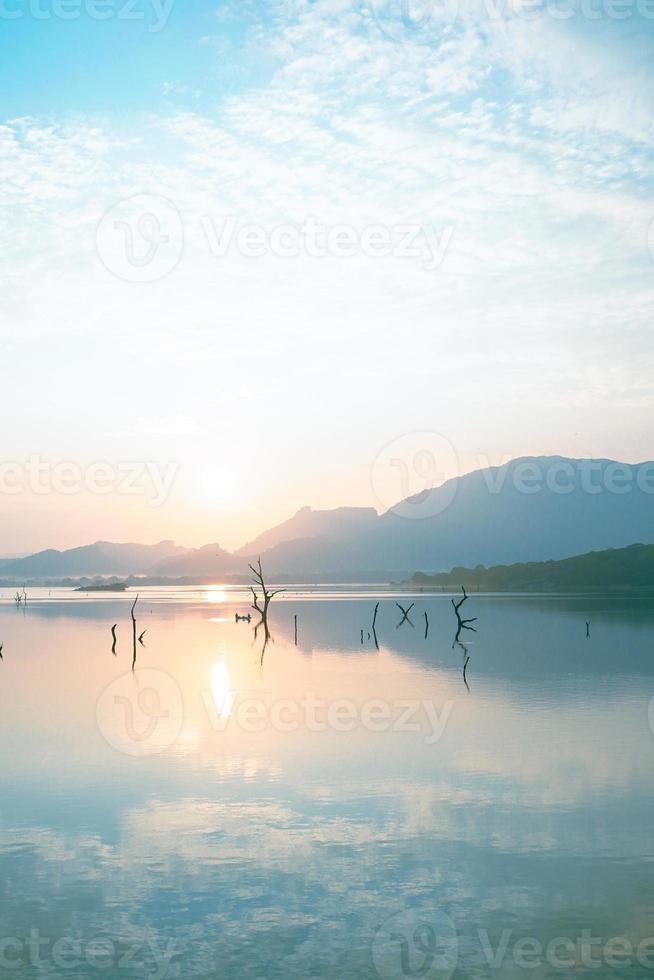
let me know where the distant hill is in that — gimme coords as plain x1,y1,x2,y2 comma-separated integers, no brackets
237,506,379,556
5,456,654,581
1,540,187,579
237,456,654,577
151,544,240,578
406,543,654,593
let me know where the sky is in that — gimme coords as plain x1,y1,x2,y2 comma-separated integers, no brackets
1,0,654,554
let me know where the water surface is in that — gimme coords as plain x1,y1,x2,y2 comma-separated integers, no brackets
1,588,653,978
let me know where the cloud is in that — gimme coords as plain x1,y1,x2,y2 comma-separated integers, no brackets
2,0,654,548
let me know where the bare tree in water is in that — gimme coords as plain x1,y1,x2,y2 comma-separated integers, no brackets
249,558,284,663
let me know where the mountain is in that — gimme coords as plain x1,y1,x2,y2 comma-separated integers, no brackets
407,543,654,593
4,456,654,582
237,506,379,556
344,455,654,576
151,544,240,578
1,540,187,579
242,456,654,577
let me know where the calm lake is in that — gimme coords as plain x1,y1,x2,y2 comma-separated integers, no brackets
1,588,653,979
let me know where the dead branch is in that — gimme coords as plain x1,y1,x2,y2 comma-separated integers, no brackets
451,586,477,643
249,558,283,660
131,595,139,671
395,602,415,628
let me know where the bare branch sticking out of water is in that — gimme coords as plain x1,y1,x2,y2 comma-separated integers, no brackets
372,602,380,650
395,602,415,629
249,558,283,663
111,624,117,656
424,611,429,639
452,587,477,644
131,595,139,671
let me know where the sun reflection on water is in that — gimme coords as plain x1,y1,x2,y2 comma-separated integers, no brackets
211,660,235,719
204,587,228,604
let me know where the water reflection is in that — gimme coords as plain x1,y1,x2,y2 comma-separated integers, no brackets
211,659,235,719
205,588,228,604
0,591,653,978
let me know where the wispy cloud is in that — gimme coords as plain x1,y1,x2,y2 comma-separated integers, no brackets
1,0,654,548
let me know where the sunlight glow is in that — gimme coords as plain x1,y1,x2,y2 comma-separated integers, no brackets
198,466,237,504
211,660,235,720
205,588,227,604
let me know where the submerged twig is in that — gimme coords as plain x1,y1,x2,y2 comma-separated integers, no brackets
395,602,415,629
372,601,380,650
463,654,471,692
453,637,471,692
451,587,477,644
131,595,139,671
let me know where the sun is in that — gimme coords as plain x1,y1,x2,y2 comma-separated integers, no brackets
198,466,237,503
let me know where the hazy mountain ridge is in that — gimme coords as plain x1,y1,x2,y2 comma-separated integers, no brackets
0,540,187,578
245,455,654,576
4,456,654,581
152,544,239,578
236,506,379,556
